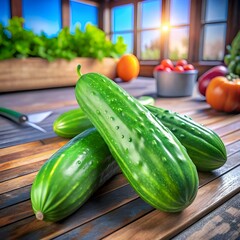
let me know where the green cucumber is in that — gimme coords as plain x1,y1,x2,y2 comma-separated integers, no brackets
53,105,226,172
146,105,227,171
31,128,119,222
53,96,155,138
53,108,93,138
75,67,199,212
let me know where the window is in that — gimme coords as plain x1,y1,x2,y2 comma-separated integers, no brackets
70,0,98,33
111,4,134,53
22,0,61,37
168,0,190,60
0,0,10,26
139,0,161,60
201,0,228,60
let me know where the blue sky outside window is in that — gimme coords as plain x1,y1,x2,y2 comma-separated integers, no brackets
141,0,161,29
22,0,61,37
170,0,190,25
0,0,10,26
70,1,98,33
112,4,133,31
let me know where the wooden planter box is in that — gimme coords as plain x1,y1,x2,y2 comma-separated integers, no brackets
0,57,118,92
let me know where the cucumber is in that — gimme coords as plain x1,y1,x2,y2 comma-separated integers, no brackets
53,96,155,138
53,108,93,138
75,66,199,212
31,128,119,222
53,105,226,171
146,105,227,171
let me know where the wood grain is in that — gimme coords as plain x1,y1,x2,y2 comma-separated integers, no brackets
172,192,240,240
103,166,240,240
0,58,118,92
0,80,239,239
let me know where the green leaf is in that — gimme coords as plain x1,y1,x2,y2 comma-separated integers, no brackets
0,17,127,62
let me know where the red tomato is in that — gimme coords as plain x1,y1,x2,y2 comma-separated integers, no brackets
164,67,172,72
154,64,165,71
161,59,174,70
184,64,195,71
206,76,240,113
174,66,184,72
176,59,188,67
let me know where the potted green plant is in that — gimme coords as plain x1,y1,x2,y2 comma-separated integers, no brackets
0,17,127,92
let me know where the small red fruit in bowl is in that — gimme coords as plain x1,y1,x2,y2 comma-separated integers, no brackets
161,59,174,70
176,59,188,67
164,67,172,72
154,64,165,71
184,64,195,71
174,66,184,72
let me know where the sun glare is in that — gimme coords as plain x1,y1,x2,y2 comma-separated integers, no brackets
162,24,170,32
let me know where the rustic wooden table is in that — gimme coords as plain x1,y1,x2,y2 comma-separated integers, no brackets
0,77,239,240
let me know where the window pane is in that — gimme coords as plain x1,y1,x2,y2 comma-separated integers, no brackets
202,24,226,60
0,0,10,26
170,0,190,25
140,30,160,60
205,0,228,22
70,1,98,33
141,0,161,29
22,0,61,37
112,33,133,53
112,4,133,32
169,27,189,60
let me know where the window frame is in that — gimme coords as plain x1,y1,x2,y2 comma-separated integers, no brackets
110,3,135,53
101,0,239,76
199,0,228,61
6,0,240,76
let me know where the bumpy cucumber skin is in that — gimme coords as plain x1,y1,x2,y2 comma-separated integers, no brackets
53,105,226,171
53,97,155,138
31,128,119,222
75,72,199,212
53,108,93,138
146,106,227,172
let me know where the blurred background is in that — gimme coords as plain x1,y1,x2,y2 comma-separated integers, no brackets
0,0,239,76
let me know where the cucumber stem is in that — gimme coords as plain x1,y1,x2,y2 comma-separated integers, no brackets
77,65,82,78
36,211,44,221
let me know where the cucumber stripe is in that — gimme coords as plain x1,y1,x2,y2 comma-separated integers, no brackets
75,71,199,212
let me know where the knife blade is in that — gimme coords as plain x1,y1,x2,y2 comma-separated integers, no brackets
0,107,51,133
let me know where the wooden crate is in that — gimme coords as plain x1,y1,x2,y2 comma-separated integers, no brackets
0,57,118,92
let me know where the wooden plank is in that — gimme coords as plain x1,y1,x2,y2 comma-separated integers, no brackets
0,172,36,194
0,141,42,157
207,114,240,131
0,185,31,210
198,151,240,186
221,130,240,145
61,0,70,28
225,140,240,156
213,120,240,137
0,141,65,165
0,145,239,238
1,147,238,224
0,149,57,172
0,184,139,238
196,114,236,126
10,0,22,17
172,192,240,239
0,201,33,228
0,58,117,92
103,166,240,240
0,159,46,182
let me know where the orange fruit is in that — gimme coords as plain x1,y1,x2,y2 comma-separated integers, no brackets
117,54,140,82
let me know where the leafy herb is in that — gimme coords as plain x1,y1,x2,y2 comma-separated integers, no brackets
0,17,127,61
